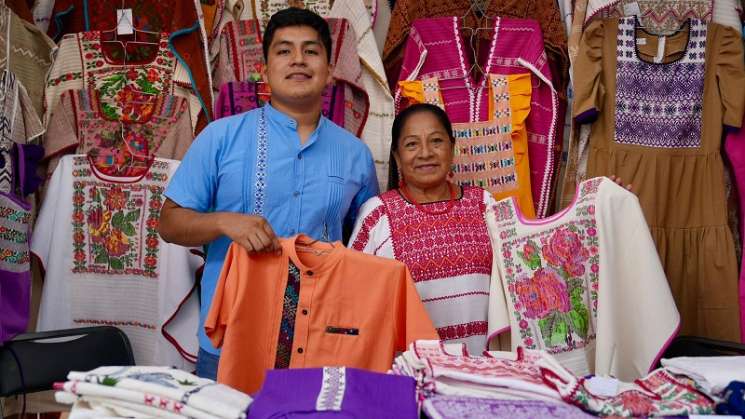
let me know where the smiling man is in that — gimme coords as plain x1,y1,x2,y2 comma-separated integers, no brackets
158,8,379,379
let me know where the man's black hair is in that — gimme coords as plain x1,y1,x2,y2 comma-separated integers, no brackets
262,7,332,63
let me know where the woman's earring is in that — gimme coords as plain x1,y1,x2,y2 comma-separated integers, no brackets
448,171,455,180
398,169,405,188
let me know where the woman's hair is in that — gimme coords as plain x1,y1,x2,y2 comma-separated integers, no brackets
388,103,454,190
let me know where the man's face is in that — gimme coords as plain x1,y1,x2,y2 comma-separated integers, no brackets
263,25,333,107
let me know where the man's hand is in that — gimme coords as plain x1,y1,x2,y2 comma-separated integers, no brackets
159,199,281,253
218,213,281,254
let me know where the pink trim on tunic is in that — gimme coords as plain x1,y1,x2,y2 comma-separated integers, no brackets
724,118,745,343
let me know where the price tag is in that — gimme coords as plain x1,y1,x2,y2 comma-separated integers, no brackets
116,9,134,36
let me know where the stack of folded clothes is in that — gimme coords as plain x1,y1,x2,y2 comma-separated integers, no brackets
54,366,252,419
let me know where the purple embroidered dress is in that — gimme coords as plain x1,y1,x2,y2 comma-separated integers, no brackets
574,17,745,342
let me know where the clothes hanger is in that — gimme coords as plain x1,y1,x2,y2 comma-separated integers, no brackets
437,1,496,92
100,0,160,79
295,226,334,256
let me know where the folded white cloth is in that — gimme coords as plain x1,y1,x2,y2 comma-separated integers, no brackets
390,340,563,403
55,366,252,419
662,356,745,395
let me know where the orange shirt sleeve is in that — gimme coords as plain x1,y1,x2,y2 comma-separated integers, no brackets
204,242,241,349
394,265,439,351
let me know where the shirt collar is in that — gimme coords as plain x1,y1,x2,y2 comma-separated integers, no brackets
264,102,328,141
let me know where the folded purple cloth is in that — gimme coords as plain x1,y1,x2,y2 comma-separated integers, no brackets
248,367,417,419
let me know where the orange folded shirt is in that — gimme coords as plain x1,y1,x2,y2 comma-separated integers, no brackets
205,235,438,394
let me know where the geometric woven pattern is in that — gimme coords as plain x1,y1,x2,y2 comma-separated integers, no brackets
614,18,707,148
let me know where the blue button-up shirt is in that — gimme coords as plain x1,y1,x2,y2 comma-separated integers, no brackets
165,103,379,353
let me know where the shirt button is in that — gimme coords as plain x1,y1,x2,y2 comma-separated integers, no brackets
297,347,304,354
302,309,309,315
293,191,300,197
306,271,314,276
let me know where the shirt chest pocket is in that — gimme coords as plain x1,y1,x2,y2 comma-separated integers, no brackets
325,168,359,239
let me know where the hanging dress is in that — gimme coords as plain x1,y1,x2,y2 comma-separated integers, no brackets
44,31,200,135
396,16,560,218
39,0,213,126
575,18,745,342
0,7,45,343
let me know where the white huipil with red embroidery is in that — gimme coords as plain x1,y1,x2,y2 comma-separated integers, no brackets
486,177,679,381
350,185,496,353
32,155,201,368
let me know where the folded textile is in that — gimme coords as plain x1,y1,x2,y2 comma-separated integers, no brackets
248,367,418,419
391,340,563,403
662,356,745,395
55,366,252,419
716,381,745,416
58,391,186,419
422,396,595,419
248,367,417,419
540,359,715,417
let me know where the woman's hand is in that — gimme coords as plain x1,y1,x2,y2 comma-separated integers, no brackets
609,175,633,193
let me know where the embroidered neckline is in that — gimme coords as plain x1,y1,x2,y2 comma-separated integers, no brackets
452,16,501,122
631,17,694,66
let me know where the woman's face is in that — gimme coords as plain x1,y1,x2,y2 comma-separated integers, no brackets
394,111,454,190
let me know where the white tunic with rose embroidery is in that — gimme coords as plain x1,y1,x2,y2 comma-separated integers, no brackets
486,177,680,381
32,155,201,368
349,185,496,353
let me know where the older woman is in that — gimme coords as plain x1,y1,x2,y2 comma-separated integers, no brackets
349,104,497,352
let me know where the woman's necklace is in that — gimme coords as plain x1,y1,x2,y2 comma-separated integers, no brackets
400,182,458,215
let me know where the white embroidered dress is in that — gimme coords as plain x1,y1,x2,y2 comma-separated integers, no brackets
32,155,201,368
486,177,679,381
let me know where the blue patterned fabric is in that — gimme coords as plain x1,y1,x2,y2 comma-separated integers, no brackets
716,381,745,416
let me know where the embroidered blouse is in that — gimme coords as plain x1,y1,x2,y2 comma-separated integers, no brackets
32,155,202,368
350,186,495,353
44,88,193,178
486,177,679,381
44,31,201,134
39,0,213,125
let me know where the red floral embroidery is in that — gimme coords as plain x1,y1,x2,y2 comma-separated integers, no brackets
71,157,169,277
515,267,570,319
541,228,590,277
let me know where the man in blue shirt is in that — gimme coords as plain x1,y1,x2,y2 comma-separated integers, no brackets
159,8,379,379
